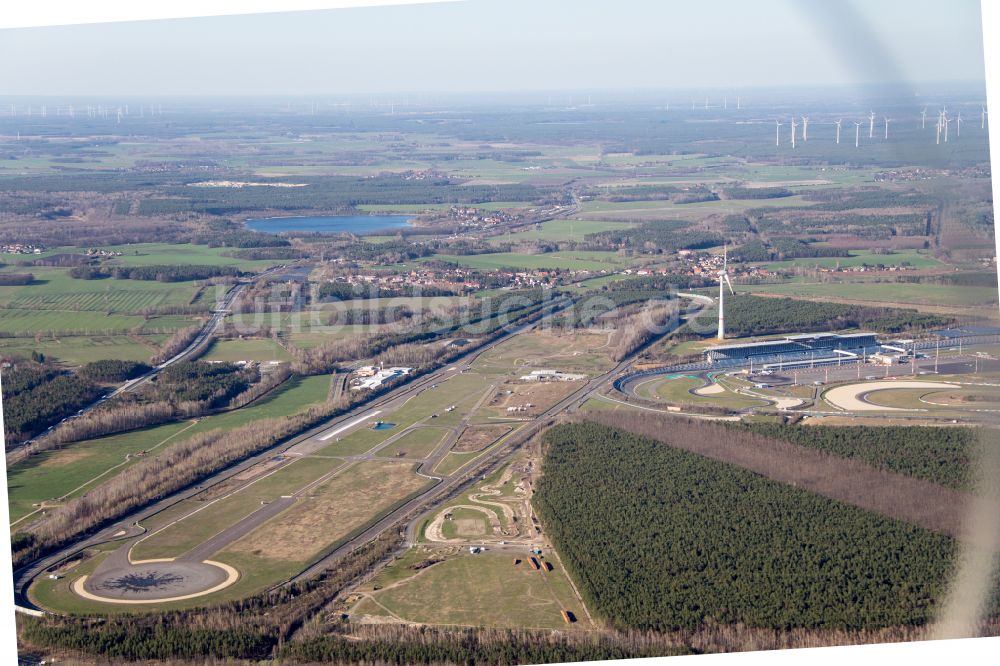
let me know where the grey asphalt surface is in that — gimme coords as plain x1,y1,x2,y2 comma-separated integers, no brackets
13,298,572,611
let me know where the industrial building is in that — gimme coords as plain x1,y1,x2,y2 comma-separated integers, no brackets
518,369,587,382
704,332,879,365
351,366,413,390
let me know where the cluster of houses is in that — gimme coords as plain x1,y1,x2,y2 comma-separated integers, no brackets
0,243,42,255
441,206,522,229
85,248,123,257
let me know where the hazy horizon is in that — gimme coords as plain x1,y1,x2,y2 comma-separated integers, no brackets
0,0,987,97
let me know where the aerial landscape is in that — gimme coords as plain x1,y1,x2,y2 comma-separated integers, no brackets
1,1,998,664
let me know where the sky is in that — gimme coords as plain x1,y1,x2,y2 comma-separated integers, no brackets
0,0,987,96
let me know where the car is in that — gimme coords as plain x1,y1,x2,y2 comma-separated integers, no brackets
865,375,878,380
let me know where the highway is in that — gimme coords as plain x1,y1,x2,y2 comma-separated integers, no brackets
13,289,704,610
18,264,289,451
11,296,570,612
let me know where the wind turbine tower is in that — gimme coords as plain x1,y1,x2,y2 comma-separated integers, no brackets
775,119,782,146
868,111,875,138
716,246,735,340
936,117,942,144
801,116,809,141
983,105,988,129
943,114,951,142
835,119,842,144
884,117,890,140
956,111,962,137
854,122,861,148
921,108,927,129
736,96,741,110
790,117,797,149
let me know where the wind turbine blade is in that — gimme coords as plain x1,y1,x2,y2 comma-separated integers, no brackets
724,274,735,295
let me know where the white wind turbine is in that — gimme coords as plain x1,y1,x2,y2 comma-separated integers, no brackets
854,121,861,147
790,117,798,149
884,117,890,139
921,108,927,129
983,104,988,129
801,116,809,141
716,245,735,341
943,113,951,142
868,111,875,139
775,119,782,146
956,111,962,138
936,116,942,144
835,119,842,144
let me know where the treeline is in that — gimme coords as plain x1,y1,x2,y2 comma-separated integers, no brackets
723,186,794,200
193,230,290,248
76,359,150,383
1,363,101,447
150,361,252,406
0,272,33,285
338,239,434,263
740,422,978,490
328,306,414,326
14,366,291,461
731,239,850,262
802,187,937,210
694,294,952,337
282,626,690,664
224,246,307,261
584,220,724,254
292,290,550,375
113,264,245,282
316,281,455,301
535,421,961,632
610,302,679,361
16,394,351,567
151,326,201,365
135,175,542,217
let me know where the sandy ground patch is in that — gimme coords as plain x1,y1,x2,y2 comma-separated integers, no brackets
454,518,487,537
694,383,726,396
773,397,805,409
39,448,91,468
488,380,579,417
824,381,960,412
224,461,428,562
453,425,512,453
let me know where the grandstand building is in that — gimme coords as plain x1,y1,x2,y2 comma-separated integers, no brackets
704,333,879,365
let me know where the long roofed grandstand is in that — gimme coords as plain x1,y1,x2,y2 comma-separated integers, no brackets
705,333,880,364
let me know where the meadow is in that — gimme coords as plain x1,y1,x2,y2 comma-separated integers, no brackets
7,374,333,524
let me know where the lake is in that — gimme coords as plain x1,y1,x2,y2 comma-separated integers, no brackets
245,214,413,235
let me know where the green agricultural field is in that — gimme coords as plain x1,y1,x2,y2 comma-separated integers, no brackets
740,281,999,308
760,250,944,271
0,309,149,335
99,243,281,271
0,266,199,312
489,219,634,244
0,334,161,367
356,551,588,630
202,338,292,363
7,374,333,524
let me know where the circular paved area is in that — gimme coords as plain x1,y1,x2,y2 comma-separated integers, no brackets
73,559,238,604
824,381,959,412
